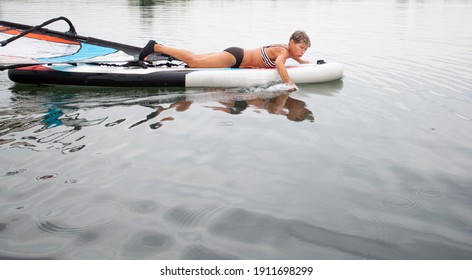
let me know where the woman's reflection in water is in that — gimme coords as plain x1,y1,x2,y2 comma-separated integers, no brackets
206,93,314,122
130,92,314,129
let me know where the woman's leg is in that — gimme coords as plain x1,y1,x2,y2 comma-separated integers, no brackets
155,45,236,68
139,40,236,68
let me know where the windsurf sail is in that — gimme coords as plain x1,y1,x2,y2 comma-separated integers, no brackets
0,16,167,71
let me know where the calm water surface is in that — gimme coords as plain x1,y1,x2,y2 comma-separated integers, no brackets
1,0,472,259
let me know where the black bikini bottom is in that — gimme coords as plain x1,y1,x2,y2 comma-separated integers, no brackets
224,47,244,68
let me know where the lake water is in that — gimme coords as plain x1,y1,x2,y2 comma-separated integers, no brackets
0,0,471,259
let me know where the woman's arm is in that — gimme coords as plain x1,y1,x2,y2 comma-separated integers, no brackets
275,56,290,83
275,53,298,91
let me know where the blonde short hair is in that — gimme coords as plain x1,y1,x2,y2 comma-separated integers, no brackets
290,30,311,47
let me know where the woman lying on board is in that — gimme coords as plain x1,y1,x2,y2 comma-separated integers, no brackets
139,31,312,91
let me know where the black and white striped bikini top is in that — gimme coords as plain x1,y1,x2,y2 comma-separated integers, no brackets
261,44,288,68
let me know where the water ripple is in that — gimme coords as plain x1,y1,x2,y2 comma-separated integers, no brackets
164,202,225,228
208,207,401,259
36,220,118,234
36,173,58,181
34,202,121,236
5,168,27,176
416,188,446,198
380,196,417,210
122,230,174,259
350,209,401,259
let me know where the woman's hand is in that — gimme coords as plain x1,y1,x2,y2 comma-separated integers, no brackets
286,82,298,92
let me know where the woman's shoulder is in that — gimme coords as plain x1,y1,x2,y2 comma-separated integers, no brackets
266,44,289,49
266,44,290,59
